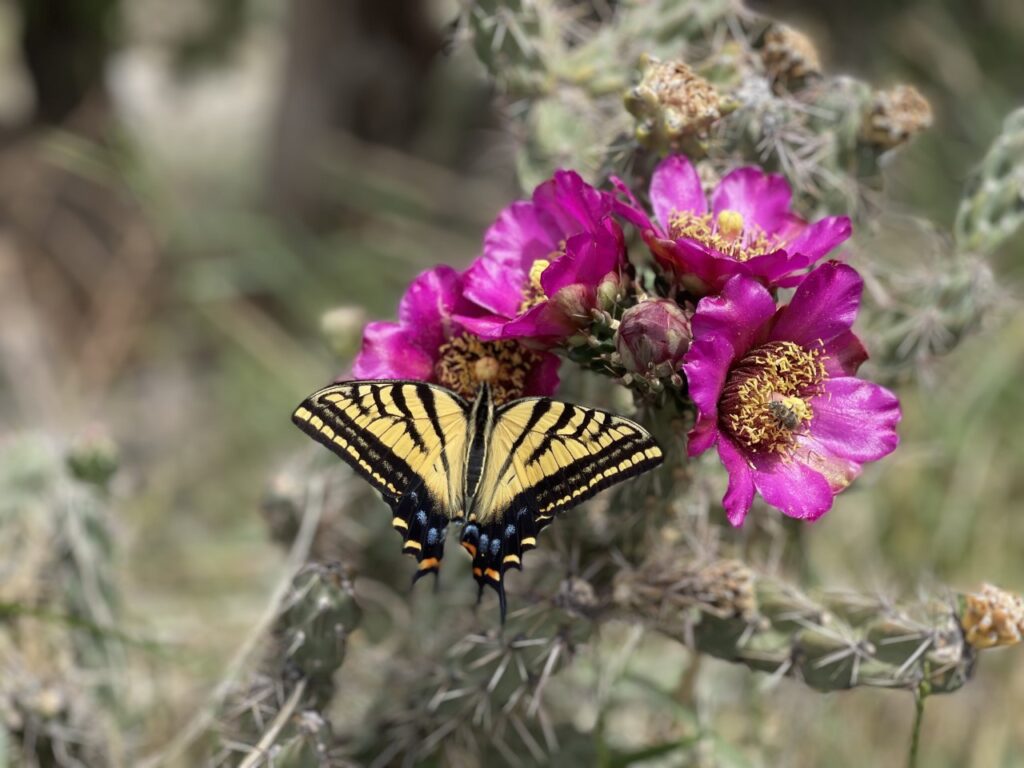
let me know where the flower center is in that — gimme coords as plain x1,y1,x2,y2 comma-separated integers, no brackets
435,332,542,404
718,340,826,453
518,257,553,313
668,209,777,261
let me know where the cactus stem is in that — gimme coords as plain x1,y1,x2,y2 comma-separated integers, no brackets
236,678,308,768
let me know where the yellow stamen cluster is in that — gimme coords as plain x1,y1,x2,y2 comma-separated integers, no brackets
719,340,826,453
518,257,553,313
668,209,778,261
435,332,541,404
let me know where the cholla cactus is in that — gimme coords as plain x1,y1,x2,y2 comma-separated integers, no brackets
615,555,978,694
235,3,1019,765
0,433,122,766
955,106,1024,257
212,563,361,766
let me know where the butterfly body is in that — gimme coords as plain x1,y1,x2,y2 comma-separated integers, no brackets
292,379,663,619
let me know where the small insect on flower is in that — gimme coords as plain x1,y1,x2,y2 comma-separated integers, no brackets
767,398,802,431
293,380,663,622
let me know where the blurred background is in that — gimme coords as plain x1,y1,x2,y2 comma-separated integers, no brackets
0,0,1022,765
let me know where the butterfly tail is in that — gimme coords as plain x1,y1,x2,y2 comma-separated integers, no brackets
394,482,448,586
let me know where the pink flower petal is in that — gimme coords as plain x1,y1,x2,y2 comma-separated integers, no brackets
610,176,657,233
737,248,813,287
533,170,612,236
525,351,562,396
687,416,719,457
464,202,553,317
808,378,901,463
454,313,513,341
495,302,575,343
351,321,437,380
397,266,463,352
821,330,868,376
682,333,736,424
718,437,754,526
540,223,624,295
690,275,776,355
750,453,835,521
783,216,852,261
791,436,862,494
712,167,793,235
651,155,707,230
769,262,863,348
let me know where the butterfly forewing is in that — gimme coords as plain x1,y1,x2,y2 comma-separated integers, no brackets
292,380,470,576
484,398,664,519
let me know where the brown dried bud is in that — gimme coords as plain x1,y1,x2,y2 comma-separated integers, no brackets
625,57,722,151
615,299,692,375
861,84,933,149
960,584,1024,650
760,24,821,89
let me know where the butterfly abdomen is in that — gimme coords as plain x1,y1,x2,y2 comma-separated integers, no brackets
463,381,495,521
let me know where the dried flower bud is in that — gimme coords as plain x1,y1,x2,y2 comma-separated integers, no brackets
615,299,692,375
861,84,933,149
625,57,722,151
760,24,821,89
960,583,1024,650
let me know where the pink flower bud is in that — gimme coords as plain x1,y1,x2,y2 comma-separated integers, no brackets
616,299,692,374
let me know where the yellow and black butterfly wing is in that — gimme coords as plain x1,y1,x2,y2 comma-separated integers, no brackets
292,380,469,578
461,397,663,613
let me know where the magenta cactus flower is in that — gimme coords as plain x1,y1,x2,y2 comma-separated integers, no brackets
614,155,851,293
682,261,900,525
351,265,560,404
459,169,627,345
459,217,628,345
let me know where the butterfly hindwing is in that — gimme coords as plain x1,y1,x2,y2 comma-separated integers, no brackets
465,397,664,611
292,380,470,576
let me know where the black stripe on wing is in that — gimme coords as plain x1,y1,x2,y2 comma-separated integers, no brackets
496,398,664,519
292,391,414,504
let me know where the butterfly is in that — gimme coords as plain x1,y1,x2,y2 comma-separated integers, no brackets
292,379,664,620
